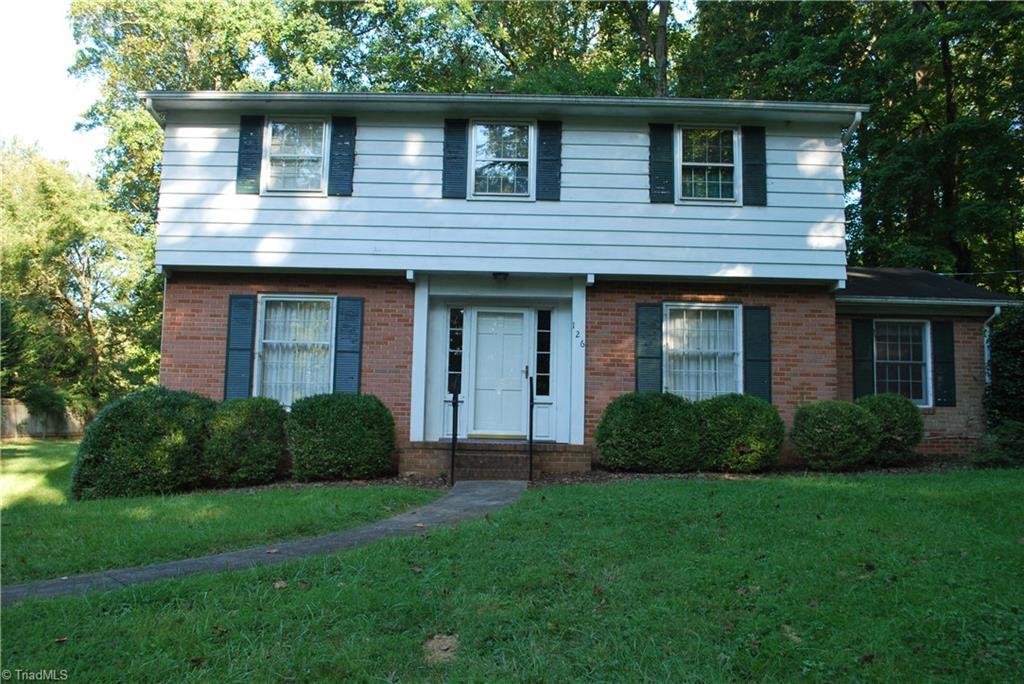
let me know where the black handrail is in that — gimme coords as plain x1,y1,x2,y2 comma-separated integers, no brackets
528,376,535,481
450,391,459,486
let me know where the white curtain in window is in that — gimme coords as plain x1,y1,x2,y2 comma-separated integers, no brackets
665,307,738,400
259,299,333,406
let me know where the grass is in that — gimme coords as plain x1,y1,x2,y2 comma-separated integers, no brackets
0,440,440,583
3,468,1023,681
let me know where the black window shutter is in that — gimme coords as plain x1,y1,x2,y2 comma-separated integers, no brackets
636,303,664,392
932,320,956,406
536,120,562,201
442,119,468,199
327,116,356,196
236,115,264,194
741,126,767,206
743,307,772,401
852,319,875,398
224,295,257,399
334,297,364,394
649,123,674,203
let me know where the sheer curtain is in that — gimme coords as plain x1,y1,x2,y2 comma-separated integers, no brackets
259,299,333,406
665,307,738,400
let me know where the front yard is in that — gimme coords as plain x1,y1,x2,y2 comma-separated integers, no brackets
2,453,1022,681
0,440,439,583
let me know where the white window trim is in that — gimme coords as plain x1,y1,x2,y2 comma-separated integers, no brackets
252,294,337,405
467,119,537,201
261,116,330,197
872,319,933,408
675,125,742,206
661,302,744,397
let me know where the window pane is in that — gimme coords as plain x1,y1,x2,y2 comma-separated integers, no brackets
259,299,332,407
536,375,550,396
475,124,529,160
268,158,323,191
270,121,324,156
680,164,734,200
446,308,464,395
873,322,928,404
665,307,739,401
681,129,733,164
474,161,529,195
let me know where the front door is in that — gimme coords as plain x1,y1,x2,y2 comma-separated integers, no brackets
471,310,526,437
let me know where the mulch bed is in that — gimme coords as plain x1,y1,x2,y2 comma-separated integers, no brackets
202,475,451,496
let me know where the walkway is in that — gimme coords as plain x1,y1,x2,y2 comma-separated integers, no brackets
1,480,526,606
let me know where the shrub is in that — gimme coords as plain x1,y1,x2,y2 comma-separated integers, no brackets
699,393,785,472
205,397,288,487
984,307,1024,426
595,392,703,472
790,400,881,471
855,393,924,466
972,420,1024,468
71,386,216,499
286,393,395,481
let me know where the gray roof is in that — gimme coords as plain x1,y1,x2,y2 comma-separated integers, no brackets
840,267,1016,304
141,91,868,126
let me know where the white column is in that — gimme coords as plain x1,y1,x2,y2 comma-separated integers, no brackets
570,276,587,444
409,274,430,442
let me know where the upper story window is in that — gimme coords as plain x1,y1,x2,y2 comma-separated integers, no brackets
264,118,328,193
678,127,738,202
663,303,742,400
874,320,931,406
470,122,533,198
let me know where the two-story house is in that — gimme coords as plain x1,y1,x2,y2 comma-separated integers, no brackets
144,92,1013,477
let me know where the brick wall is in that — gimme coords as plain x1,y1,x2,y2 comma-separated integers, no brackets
836,314,987,457
160,271,414,447
585,282,838,447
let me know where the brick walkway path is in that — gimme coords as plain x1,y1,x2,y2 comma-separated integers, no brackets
1,480,526,605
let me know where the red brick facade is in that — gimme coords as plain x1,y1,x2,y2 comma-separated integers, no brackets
160,272,414,450
585,281,839,446
836,315,987,456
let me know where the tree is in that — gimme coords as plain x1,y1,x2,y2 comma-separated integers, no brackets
0,143,156,417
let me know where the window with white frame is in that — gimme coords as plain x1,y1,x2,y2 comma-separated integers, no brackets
679,128,737,201
664,304,742,400
874,320,931,406
256,296,335,407
264,119,327,193
470,122,533,197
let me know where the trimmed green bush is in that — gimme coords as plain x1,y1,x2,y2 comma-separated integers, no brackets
595,392,703,472
984,307,1024,426
205,397,288,487
71,386,216,499
286,393,395,481
855,393,924,466
791,400,881,471
972,420,1024,468
699,393,785,472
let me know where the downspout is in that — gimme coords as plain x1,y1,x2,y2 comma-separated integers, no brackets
983,305,1002,384
841,111,862,145
144,97,165,127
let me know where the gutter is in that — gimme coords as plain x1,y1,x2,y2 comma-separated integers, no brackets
983,305,1002,384
144,96,165,128
834,295,1019,307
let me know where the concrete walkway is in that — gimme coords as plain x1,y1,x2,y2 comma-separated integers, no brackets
1,480,526,606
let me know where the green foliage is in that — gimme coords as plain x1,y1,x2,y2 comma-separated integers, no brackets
699,393,785,472
791,400,881,471
984,307,1024,426
204,397,288,487
856,393,925,466
595,392,703,472
71,386,216,499
0,143,158,418
286,393,396,481
972,420,1024,468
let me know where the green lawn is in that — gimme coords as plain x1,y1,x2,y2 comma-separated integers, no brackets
0,440,440,583
3,468,1023,681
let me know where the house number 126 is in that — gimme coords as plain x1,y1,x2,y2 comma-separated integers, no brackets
572,321,586,349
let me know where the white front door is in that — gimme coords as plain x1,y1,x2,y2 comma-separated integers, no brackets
472,310,526,436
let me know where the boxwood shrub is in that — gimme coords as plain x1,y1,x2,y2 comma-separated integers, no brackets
595,392,703,472
699,393,785,472
286,393,395,481
205,397,288,487
972,420,1024,468
71,386,216,499
791,400,881,471
855,393,924,466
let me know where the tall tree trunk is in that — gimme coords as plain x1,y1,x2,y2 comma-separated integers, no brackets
654,0,669,96
936,2,970,276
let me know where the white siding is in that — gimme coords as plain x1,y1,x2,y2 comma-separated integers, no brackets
156,112,848,281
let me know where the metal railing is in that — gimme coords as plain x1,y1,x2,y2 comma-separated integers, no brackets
528,376,535,481
449,391,459,486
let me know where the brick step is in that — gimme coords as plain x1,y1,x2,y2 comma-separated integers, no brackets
454,467,530,481
455,453,531,467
